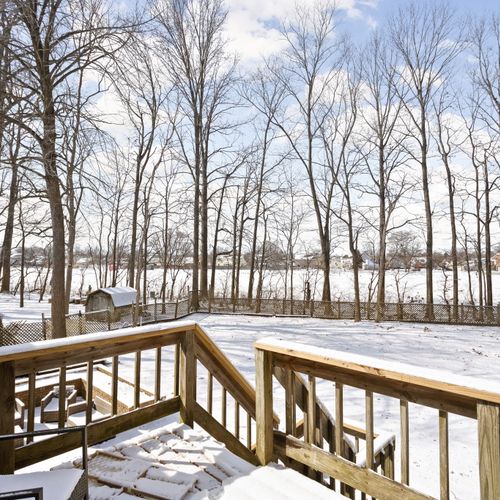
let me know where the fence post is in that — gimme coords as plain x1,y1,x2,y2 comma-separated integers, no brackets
461,303,465,322
154,297,158,322
208,294,212,314
477,402,500,499
133,302,137,327
187,293,191,314
179,331,196,427
107,309,111,331
175,299,179,319
496,304,500,327
397,302,403,321
78,311,83,335
310,300,314,318
42,313,47,340
255,348,274,465
282,299,286,315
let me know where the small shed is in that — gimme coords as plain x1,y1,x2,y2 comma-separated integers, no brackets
85,286,137,321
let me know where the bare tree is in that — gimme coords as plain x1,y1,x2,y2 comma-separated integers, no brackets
154,0,238,306
390,0,464,319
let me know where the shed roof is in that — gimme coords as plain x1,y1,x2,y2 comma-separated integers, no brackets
89,286,137,307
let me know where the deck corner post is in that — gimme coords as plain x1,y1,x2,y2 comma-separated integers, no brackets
0,361,15,473
255,348,274,465
179,330,196,427
478,401,500,500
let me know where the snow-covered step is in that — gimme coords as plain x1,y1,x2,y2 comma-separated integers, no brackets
216,463,343,499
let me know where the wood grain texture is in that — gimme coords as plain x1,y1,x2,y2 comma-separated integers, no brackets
274,431,433,500
477,402,500,500
0,362,15,473
255,348,274,465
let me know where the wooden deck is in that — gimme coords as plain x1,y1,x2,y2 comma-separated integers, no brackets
0,321,499,499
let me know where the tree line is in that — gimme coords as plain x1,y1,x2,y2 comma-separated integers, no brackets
0,0,499,336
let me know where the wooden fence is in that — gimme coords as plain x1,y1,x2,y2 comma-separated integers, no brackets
197,295,500,327
255,338,500,499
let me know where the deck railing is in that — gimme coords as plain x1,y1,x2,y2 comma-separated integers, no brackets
0,321,266,473
255,338,500,499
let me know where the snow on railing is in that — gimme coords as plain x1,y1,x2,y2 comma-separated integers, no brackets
255,338,500,500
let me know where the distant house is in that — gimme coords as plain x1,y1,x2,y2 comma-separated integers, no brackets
493,253,500,271
86,286,137,321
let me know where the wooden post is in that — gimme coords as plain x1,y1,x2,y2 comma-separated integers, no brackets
154,297,158,322
0,362,15,473
496,303,500,326
255,348,274,465
107,309,111,331
174,299,179,319
400,399,410,485
78,311,83,335
179,331,196,427
27,371,36,443
477,401,500,499
439,410,449,500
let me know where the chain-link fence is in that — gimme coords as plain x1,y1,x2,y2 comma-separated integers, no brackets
194,294,500,327
0,298,191,347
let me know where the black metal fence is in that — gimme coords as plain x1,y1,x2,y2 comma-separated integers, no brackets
195,295,500,327
0,298,191,347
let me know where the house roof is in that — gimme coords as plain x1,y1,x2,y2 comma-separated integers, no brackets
89,286,137,307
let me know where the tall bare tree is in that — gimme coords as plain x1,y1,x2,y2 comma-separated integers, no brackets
390,1,464,319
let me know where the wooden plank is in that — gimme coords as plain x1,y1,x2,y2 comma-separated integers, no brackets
235,402,240,439
3,324,193,364
383,443,395,480
86,361,93,424
58,365,66,428
401,399,409,485
0,362,15,473
335,382,344,457
179,330,196,426
247,412,252,449
272,356,476,419
439,410,449,500
196,325,279,425
174,343,180,396
307,375,316,446
27,371,36,443
193,403,259,466
15,397,181,470
274,431,433,500
285,369,296,436
366,390,374,470
154,347,161,402
134,351,141,409
255,348,274,465
207,372,213,414
255,340,500,407
222,388,227,428
477,401,500,500
13,331,184,375
111,356,118,416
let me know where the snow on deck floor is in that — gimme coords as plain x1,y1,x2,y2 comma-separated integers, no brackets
56,421,335,500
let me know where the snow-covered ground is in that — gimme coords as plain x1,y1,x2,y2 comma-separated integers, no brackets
0,293,82,323
13,314,499,498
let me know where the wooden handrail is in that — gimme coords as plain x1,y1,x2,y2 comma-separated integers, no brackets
0,321,271,474
194,324,279,425
256,338,500,407
255,338,500,500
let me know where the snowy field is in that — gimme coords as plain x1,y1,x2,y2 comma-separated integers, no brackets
14,313,499,498
7,266,500,305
